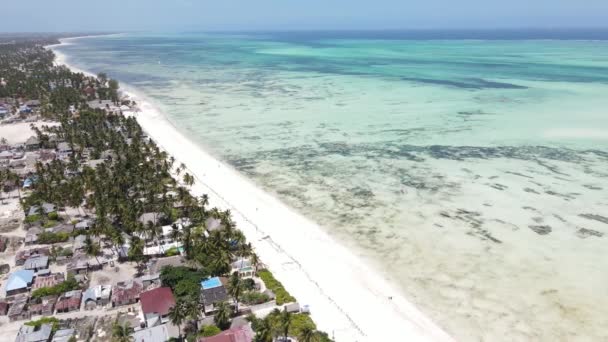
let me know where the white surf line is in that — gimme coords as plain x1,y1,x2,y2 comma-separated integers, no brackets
49,38,455,342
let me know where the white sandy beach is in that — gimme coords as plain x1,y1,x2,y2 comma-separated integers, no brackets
51,38,454,341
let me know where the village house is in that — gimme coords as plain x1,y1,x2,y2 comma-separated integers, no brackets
24,255,49,272
66,259,87,276
231,259,255,279
15,323,52,342
25,136,40,151
148,255,185,275
0,300,9,315
56,142,73,159
27,203,56,217
0,104,8,118
52,329,76,342
0,237,8,253
140,287,176,327
132,324,176,342
201,277,228,310
197,325,254,342
28,295,57,316
73,235,87,251
7,296,30,321
5,270,34,296
24,227,41,245
0,263,10,275
15,247,49,266
111,280,143,307
31,272,64,291
138,273,161,289
74,219,91,231
83,285,112,310
0,150,13,160
55,290,82,313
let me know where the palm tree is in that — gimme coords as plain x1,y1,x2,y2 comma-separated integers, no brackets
252,318,273,342
111,321,133,342
213,301,232,330
168,301,186,339
84,234,102,266
227,272,243,314
298,326,321,342
183,173,194,187
250,252,261,274
184,298,202,332
280,308,292,341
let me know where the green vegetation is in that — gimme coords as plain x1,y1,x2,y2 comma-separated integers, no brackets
248,310,333,342
25,316,60,333
240,291,270,305
199,325,221,337
0,37,332,342
31,276,79,299
36,231,70,244
258,270,296,305
50,246,73,261
42,220,58,228
160,266,207,300
165,246,180,256
25,214,41,224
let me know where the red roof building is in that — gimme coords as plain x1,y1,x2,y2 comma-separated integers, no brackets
140,287,175,318
198,325,254,342
111,280,144,307
55,290,82,313
32,273,64,290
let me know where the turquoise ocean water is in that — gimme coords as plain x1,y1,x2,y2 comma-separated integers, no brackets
56,31,608,341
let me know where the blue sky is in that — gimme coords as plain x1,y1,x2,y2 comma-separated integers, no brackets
2,0,608,32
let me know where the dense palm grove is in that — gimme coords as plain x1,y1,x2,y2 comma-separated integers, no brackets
1,37,332,342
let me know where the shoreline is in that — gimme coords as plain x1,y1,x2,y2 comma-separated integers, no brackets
50,37,454,342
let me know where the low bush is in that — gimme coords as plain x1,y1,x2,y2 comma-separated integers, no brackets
199,325,221,337
258,270,295,305
37,231,70,244
25,214,41,224
165,246,180,256
43,220,58,228
240,291,270,305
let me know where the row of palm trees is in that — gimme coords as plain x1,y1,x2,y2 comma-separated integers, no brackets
6,41,332,342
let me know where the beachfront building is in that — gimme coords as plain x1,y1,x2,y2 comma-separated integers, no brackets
197,325,254,342
201,277,228,312
139,287,176,327
5,270,34,296
231,259,255,278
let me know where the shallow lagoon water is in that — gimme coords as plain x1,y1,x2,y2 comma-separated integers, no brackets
56,32,608,341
